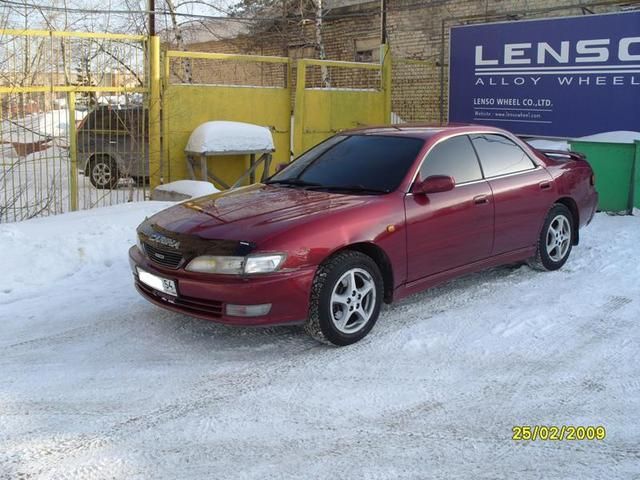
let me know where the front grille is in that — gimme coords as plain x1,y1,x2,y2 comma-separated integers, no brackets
143,242,183,269
137,281,223,318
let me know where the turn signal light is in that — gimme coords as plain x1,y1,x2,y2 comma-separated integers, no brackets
590,174,596,186
225,303,272,317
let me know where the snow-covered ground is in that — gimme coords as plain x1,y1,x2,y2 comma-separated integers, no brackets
0,203,639,479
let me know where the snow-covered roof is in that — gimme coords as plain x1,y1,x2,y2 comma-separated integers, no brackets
185,121,275,155
575,131,640,144
527,131,640,151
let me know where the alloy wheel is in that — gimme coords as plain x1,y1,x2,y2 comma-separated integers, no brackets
92,162,113,187
330,268,376,334
546,214,571,262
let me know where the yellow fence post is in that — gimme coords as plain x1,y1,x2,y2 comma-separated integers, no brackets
293,59,307,157
149,35,162,190
381,44,392,124
162,50,171,182
67,91,78,211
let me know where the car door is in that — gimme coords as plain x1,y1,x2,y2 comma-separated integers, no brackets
404,134,494,282
470,133,555,255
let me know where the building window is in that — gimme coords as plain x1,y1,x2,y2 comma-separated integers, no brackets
354,37,380,63
289,45,316,60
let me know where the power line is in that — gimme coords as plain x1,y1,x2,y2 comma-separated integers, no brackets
0,0,260,22
0,0,389,22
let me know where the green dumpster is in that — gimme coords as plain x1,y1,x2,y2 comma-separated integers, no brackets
569,140,640,213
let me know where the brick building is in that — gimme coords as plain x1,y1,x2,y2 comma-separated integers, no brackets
175,0,630,122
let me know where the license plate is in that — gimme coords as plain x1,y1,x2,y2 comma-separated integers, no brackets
137,268,178,296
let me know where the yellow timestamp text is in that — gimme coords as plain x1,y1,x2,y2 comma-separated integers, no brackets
512,425,606,441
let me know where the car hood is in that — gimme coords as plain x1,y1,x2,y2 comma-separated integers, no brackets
141,183,370,243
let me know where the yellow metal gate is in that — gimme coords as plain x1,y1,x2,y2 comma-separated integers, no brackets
0,29,149,223
161,51,291,188
293,47,392,156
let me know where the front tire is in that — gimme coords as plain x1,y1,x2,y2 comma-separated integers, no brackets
529,203,573,271
88,155,119,189
305,251,383,346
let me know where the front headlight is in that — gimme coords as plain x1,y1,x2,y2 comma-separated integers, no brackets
244,254,285,274
185,254,285,275
185,256,244,274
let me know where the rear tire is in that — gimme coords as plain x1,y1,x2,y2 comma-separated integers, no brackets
528,203,573,271
304,251,383,346
88,155,119,189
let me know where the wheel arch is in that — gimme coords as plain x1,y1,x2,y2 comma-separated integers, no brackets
330,242,394,304
555,197,580,245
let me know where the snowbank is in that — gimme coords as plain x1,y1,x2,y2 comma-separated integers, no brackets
153,180,219,201
185,121,274,155
0,202,170,296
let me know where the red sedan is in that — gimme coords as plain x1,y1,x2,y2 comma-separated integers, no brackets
129,125,598,345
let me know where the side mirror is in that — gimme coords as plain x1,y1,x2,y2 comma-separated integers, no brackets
275,162,288,173
413,175,455,194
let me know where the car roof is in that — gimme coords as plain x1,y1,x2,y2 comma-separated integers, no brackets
89,105,144,113
342,123,506,140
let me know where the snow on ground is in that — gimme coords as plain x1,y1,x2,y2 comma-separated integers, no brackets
0,204,639,479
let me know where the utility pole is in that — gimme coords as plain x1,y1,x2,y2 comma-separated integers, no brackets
148,0,155,36
381,0,387,44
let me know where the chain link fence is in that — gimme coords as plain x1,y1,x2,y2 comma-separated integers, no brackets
0,30,148,223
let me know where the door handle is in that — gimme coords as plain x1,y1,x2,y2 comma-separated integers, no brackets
539,181,552,190
473,195,489,205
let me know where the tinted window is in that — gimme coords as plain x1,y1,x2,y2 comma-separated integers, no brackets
84,108,127,130
269,134,424,193
470,134,536,177
420,135,482,184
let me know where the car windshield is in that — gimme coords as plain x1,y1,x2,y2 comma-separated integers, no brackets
266,134,424,194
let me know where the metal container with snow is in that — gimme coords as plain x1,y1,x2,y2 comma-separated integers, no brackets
184,121,275,189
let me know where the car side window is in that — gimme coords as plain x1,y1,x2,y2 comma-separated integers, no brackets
420,135,483,184
470,134,536,178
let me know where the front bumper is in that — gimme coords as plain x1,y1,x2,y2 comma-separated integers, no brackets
129,246,315,326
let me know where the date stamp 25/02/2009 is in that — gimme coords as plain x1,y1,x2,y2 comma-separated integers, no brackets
512,425,606,441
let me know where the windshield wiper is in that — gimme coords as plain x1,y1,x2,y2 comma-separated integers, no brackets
307,184,389,194
265,178,322,188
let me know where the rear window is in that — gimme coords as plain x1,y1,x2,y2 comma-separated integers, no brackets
271,134,424,193
82,109,128,130
470,134,536,177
